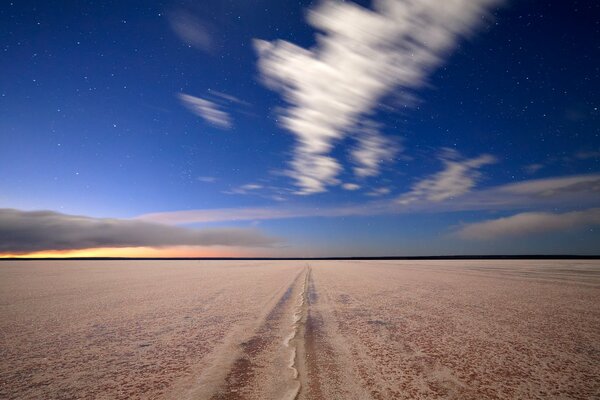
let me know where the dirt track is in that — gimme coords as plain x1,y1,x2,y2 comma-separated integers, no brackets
1,260,599,399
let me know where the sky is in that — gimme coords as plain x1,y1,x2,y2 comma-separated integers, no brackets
1,0,599,257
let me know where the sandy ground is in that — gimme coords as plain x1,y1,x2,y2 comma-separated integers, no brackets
1,260,599,399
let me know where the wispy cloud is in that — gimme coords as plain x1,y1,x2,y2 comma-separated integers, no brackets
519,149,600,174
168,10,213,52
255,0,502,194
574,150,600,160
456,208,600,240
138,173,600,225
179,93,232,129
414,173,600,213
209,90,250,107
224,183,264,195
351,125,398,178
497,174,600,198
342,183,361,191
367,187,392,197
0,209,281,254
397,149,497,205
197,176,217,183
138,205,374,225
523,163,544,175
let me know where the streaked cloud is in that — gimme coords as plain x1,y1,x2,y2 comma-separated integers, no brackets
0,209,280,254
574,150,600,160
138,205,373,225
197,176,217,183
138,173,600,225
497,174,600,198
397,149,497,205
224,183,264,195
179,93,232,129
519,149,600,175
524,163,544,175
255,0,501,194
210,90,250,107
342,183,361,191
367,187,392,197
456,208,600,240
168,10,213,52
407,173,600,212
351,126,398,178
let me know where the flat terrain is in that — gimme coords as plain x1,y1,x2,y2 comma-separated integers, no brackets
1,260,599,399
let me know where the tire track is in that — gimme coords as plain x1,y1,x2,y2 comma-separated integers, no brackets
205,266,309,400
282,265,310,400
299,266,374,400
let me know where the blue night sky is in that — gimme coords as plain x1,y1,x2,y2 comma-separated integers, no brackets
1,0,599,256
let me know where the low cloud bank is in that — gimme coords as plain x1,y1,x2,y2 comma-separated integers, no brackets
0,209,280,254
456,208,600,240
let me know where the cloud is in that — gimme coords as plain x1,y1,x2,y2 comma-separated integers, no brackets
456,208,600,240
367,187,392,197
402,173,600,213
224,183,265,195
179,93,232,129
168,10,213,52
497,174,600,198
138,205,375,225
138,173,600,225
209,90,250,107
574,150,600,160
397,149,496,204
351,125,398,178
240,184,263,191
342,183,361,191
255,0,501,194
0,209,280,254
197,176,217,183
523,163,544,175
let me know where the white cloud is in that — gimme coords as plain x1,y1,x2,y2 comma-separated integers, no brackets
456,208,600,240
224,183,265,195
179,93,232,129
351,126,398,178
255,0,501,194
397,149,497,204
197,176,217,183
209,90,250,107
367,187,392,197
342,183,361,191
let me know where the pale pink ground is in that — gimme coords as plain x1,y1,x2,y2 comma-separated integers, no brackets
1,260,599,399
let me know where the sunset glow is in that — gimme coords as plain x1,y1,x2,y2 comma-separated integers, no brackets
0,246,240,259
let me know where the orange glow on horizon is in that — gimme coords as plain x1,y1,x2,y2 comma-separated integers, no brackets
0,246,243,258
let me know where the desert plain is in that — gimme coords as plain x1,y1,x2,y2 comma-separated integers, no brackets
1,260,599,399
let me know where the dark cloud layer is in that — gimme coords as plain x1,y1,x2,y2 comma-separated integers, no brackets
0,209,280,254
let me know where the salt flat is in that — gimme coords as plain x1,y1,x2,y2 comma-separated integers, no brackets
1,260,599,399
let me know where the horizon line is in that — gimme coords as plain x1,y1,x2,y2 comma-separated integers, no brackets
1,255,599,261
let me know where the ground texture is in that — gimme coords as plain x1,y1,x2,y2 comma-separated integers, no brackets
1,260,599,399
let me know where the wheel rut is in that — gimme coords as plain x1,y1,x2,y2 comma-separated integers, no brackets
205,266,311,400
